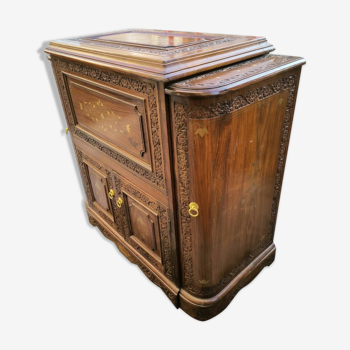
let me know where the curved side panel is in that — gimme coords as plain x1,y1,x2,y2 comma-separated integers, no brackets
170,70,301,301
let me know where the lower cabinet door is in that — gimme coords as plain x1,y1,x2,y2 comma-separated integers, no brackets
75,147,122,233
113,173,175,281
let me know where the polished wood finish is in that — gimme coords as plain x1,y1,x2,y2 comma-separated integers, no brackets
45,29,275,81
46,30,305,321
68,75,151,166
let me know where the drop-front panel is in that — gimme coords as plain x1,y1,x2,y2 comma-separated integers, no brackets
46,29,305,321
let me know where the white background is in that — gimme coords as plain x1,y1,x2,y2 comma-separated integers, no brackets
1,1,349,349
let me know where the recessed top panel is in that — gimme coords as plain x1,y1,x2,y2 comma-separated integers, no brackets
88,31,214,48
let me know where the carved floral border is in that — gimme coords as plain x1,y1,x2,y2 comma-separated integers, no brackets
52,57,165,190
174,74,298,297
172,54,300,89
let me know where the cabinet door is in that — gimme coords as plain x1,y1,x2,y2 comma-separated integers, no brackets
127,196,161,257
75,148,122,234
114,174,175,281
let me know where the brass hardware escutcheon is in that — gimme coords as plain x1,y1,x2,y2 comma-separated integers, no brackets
188,202,199,217
116,197,123,208
65,127,69,134
108,189,115,200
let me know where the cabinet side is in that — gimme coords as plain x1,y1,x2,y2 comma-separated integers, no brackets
169,66,303,320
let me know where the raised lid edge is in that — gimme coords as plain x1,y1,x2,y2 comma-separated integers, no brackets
165,54,306,96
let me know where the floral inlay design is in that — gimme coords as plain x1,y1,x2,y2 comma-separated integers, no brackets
79,99,132,134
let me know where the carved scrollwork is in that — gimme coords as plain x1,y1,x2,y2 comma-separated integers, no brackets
172,55,300,89
52,57,165,190
174,75,297,297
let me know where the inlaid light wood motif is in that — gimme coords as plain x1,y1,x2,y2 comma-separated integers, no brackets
194,123,209,137
79,98,132,135
68,77,151,166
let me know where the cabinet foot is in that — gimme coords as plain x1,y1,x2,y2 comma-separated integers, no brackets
179,245,276,321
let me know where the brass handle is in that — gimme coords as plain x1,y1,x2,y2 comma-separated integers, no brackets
65,127,69,134
108,189,115,200
188,202,199,217
116,197,123,208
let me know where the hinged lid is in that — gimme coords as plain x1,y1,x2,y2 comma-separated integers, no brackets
165,54,306,96
45,29,274,81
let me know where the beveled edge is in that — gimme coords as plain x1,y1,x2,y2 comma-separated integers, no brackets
45,29,275,82
165,55,306,96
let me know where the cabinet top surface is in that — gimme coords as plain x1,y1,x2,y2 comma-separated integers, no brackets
45,29,275,81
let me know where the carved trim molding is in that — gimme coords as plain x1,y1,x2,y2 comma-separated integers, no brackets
174,74,297,297
113,176,174,281
171,55,300,89
66,35,247,57
52,57,165,190
88,213,177,307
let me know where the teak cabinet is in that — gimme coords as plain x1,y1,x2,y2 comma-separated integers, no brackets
46,29,305,321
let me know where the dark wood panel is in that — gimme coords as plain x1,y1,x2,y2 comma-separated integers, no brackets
68,77,151,166
88,169,110,212
170,68,302,303
188,91,288,288
75,148,120,231
126,194,162,261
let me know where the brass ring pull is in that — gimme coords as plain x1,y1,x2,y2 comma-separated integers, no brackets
108,189,115,200
188,202,199,217
65,127,69,134
116,197,123,208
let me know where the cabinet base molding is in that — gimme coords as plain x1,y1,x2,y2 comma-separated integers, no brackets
178,244,276,321
85,202,179,308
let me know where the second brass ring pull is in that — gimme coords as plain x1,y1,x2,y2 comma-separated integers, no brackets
116,197,123,208
188,202,199,217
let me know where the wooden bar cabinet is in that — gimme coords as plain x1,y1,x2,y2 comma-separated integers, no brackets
45,29,305,321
